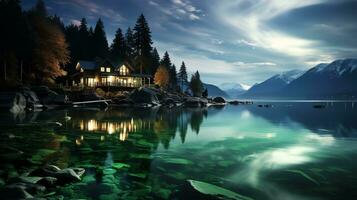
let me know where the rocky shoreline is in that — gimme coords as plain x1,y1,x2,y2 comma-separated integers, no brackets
0,86,253,113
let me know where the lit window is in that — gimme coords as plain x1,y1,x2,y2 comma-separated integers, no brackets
87,78,95,87
106,68,111,72
120,65,129,75
100,67,105,72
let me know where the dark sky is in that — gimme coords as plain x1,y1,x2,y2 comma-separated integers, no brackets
22,0,357,87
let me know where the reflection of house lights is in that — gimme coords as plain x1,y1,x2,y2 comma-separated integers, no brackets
75,139,81,145
80,120,84,130
87,120,97,131
108,123,115,134
81,135,84,140
120,132,128,141
79,119,141,142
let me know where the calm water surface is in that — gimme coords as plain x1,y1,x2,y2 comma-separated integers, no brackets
1,102,357,200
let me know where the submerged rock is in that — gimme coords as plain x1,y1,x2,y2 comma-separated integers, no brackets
30,165,85,185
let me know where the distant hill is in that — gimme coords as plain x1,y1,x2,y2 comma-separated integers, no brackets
220,83,248,99
240,70,304,98
239,59,357,99
181,82,229,99
203,83,229,98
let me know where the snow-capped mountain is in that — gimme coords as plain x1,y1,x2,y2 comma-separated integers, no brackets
274,70,305,84
239,58,357,99
281,59,357,98
220,83,250,99
240,70,305,98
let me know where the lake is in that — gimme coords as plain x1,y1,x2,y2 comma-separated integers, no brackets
1,102,357,199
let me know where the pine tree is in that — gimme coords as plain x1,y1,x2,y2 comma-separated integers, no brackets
160,52,177,91
93,18,109,59
34,0,47,17
178,61,188,90
169,64,178,91
110,28,126,63
190,71,204,97
64,24,80,74
78,18,90,59
133,14,153,74
125,27,135,64
88,27,95,59
151,48,160,76
160,51,172,69
49,15,65,32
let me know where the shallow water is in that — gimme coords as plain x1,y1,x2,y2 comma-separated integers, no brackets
1,102,357,199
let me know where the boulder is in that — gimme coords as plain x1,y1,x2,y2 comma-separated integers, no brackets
129,87,159,105
30,165,85,185
0,87,45,113
21,87,40,108
213,97,226,104
10,93,27,113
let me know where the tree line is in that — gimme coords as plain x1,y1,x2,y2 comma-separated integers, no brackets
0,0,205,97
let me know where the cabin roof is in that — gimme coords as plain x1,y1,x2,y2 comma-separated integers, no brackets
77,59,137,73
77,60,97,70
112,61,135,71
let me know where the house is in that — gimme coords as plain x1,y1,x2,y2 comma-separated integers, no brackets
73,59,152,89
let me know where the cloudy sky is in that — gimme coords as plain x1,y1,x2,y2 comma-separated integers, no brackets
22,0,357,86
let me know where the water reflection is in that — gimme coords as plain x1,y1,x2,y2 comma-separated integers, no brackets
68,107,209,148
79,118,138,141
2,102,357,199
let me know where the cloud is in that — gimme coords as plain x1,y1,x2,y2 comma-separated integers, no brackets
148,1,159,6
167,0,202,20
189,13,200,20
231,61,277,67
70,19,81,26
235,39,258,48
53,0,125,24
214,0,329,59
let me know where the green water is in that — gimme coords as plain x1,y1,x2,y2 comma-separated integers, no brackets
1,102,357,199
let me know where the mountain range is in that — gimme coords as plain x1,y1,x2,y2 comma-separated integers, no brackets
220,83,248,99
239,58,357,99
